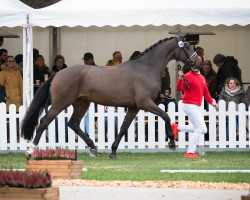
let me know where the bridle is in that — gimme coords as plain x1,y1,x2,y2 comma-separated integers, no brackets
176,32,198,88
176,33,197,67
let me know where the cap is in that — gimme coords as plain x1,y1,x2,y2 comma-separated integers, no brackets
82,52,93,61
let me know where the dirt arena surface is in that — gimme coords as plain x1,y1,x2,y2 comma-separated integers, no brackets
53,179,250,190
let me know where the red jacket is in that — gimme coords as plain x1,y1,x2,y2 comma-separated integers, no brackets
176,71,213,106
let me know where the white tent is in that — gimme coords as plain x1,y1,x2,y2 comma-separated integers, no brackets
30,0,250,27
1,0,250,109
0,0,34,109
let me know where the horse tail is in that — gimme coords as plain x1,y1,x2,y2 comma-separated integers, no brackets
21,74,56,140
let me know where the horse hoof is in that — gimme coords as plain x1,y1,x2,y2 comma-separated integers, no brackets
90,149,97,157
25,152,31,160
168,142,176,151
109,155,117,160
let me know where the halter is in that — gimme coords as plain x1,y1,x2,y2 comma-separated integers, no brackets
176,33,197,65
176,33,198,88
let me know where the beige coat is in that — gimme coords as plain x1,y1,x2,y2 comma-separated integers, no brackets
0,68,23,112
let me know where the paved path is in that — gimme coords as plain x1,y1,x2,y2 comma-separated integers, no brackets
59,186,249,200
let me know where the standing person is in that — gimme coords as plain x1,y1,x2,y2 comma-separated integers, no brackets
50,55,67,75
195,46,204,62
0,49,8,70
82,52,96,65
15,54,23,77
106,51,122,66
0,56,23,112
213,54,242,96
219,77,244,140
172,56,218,158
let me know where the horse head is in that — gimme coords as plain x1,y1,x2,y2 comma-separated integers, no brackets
174,32,198,67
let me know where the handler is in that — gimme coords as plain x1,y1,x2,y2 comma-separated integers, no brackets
172,56,218,158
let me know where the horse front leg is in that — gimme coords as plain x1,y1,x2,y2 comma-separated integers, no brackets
109,107,139,160
141,100,176,151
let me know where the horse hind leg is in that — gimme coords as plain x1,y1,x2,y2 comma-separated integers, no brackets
25,106,63,160
67,101,97,157
140,100,176,151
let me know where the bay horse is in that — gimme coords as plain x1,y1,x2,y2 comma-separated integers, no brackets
21,34,197,160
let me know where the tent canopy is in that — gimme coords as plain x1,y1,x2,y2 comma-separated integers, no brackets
29,0,250,27
0,0,31,27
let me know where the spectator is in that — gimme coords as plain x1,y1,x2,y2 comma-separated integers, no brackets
195,46,204,62
82,52,96,65
213,54,242,95
0,49,8,70
155,68,177,111
0,56,23,112
129,51,141,60
200,60,217,100
244,86,250,110
219,77,244,140
50,55,67,75
33,48,39,64
33,55,50,94
172,56,218,158
15,54,23,77
106,51,122,66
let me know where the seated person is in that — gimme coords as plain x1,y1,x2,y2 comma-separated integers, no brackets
219,77,245,140
106,51,122,66
155,68,177,111
50,55,67,75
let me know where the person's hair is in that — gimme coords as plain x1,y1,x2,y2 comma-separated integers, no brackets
203,60,212,68
83,52,93,61
54,55,65,64
15,54,23,64
0,48,8,56
6,55,14,62
225,77,241,87
129,51,141,60
34,55,44,66
33,48,39,61
213,54,225,64
195,46,204,51
113,51,121,57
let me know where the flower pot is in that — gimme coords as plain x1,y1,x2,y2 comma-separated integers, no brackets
26,160,82,179
0,186,59,200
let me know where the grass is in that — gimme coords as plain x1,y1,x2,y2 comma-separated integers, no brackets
0,151,250,183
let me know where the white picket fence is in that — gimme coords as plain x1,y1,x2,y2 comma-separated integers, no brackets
0,100,249,152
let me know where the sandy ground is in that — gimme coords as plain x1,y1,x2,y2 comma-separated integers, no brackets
53,179,250,190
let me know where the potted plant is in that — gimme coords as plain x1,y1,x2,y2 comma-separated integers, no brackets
26,148,83,179
0,170,59,200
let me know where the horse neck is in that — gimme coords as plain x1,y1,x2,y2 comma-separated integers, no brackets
137,39,176,76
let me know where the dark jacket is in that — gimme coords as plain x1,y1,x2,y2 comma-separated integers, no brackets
200,68,217,99
244,86,250,110
217,56,242,94
50,64,67,75
33,65,51,84
0,84,6,103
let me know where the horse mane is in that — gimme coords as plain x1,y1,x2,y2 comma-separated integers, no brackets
131,37,175,60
